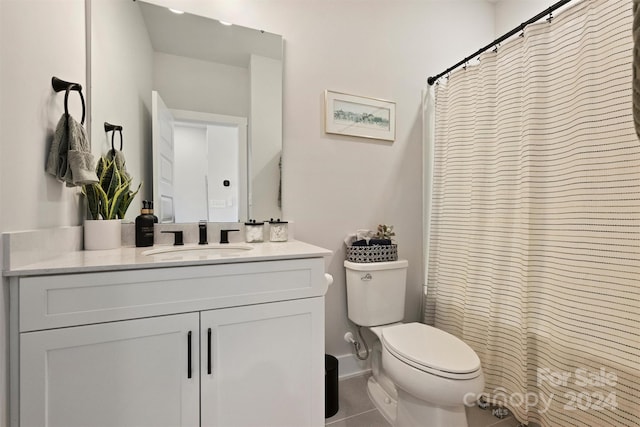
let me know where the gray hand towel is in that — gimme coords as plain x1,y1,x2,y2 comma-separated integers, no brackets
106,148,131,182
46,114,99,187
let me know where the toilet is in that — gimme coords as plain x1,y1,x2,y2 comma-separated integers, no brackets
345,259,485,427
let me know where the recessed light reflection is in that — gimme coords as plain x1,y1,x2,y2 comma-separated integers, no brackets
169,8,184,14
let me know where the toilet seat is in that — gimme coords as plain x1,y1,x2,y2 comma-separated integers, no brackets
381,323,482,380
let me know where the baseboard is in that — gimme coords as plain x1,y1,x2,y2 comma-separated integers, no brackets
335,353,371,380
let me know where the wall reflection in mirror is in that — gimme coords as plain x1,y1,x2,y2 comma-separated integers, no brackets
89,0,283,223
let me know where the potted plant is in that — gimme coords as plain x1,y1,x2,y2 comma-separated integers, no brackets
82,154,141,250
373,224,395,245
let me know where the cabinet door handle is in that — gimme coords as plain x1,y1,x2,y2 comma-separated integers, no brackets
207,328,212,375
187,331,192,379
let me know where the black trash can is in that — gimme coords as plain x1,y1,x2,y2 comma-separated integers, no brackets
325,354,339,418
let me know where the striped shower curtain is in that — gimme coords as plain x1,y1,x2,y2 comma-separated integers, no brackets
423,1,640,426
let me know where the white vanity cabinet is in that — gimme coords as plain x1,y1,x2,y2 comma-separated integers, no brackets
201,298,324,427
9,257,328,427
20,313,200,427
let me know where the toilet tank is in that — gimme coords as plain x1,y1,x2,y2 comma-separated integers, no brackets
344,259,408,327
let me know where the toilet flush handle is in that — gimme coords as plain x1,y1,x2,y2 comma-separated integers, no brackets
361,273,372,281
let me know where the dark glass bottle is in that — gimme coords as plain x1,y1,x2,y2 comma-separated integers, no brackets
135,201,155,247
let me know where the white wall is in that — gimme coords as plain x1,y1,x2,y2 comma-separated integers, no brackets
0,0,86,232
1,0,86,423
173,124,209,222
154,52,250,117
249,54,283,220
90,0,153,219
494,0,565,35
0,1,4,420
208,124,240,222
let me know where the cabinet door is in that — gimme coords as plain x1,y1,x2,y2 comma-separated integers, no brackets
201,298,325,427
20,313,199,427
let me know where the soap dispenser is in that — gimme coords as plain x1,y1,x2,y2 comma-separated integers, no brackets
135,201,155,247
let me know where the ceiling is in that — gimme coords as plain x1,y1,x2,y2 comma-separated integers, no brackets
138,1,283,68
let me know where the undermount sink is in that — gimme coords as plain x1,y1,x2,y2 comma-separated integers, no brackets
142,243,253,257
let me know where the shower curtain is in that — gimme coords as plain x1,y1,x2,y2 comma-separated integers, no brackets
423,1,640,426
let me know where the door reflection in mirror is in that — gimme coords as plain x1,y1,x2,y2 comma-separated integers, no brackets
173,120,243,223
152,91,248,223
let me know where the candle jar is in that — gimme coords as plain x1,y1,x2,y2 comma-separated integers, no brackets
244,220,264,243
269,218,288,242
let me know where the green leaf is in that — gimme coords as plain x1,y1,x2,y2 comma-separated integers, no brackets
94,183,110,220
118,181,142,219
104,159,121,200
83,184,100,220
106,184,126,219
81,154,141,220
96,156,107,178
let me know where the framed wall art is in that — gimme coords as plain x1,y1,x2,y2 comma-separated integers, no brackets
324,90,395,141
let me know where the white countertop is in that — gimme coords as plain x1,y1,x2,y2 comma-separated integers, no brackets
3,240,332,277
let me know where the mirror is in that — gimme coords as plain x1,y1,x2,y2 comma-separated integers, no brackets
89,0,283,223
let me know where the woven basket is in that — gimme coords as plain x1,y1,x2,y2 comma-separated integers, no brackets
346,244,398,263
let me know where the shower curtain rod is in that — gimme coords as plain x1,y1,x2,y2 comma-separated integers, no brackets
427,0,573,85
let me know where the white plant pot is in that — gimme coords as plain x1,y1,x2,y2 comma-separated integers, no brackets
84,219,122,250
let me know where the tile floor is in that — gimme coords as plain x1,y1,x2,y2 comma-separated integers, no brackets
326,374,522,427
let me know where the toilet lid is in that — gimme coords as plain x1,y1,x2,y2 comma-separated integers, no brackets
381,323,481,376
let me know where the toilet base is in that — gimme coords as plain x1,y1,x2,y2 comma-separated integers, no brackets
363,323,480,427
367,376,397,425
395,387,468,427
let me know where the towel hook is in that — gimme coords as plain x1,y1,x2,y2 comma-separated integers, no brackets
104,122,123,153
51,76,85,125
